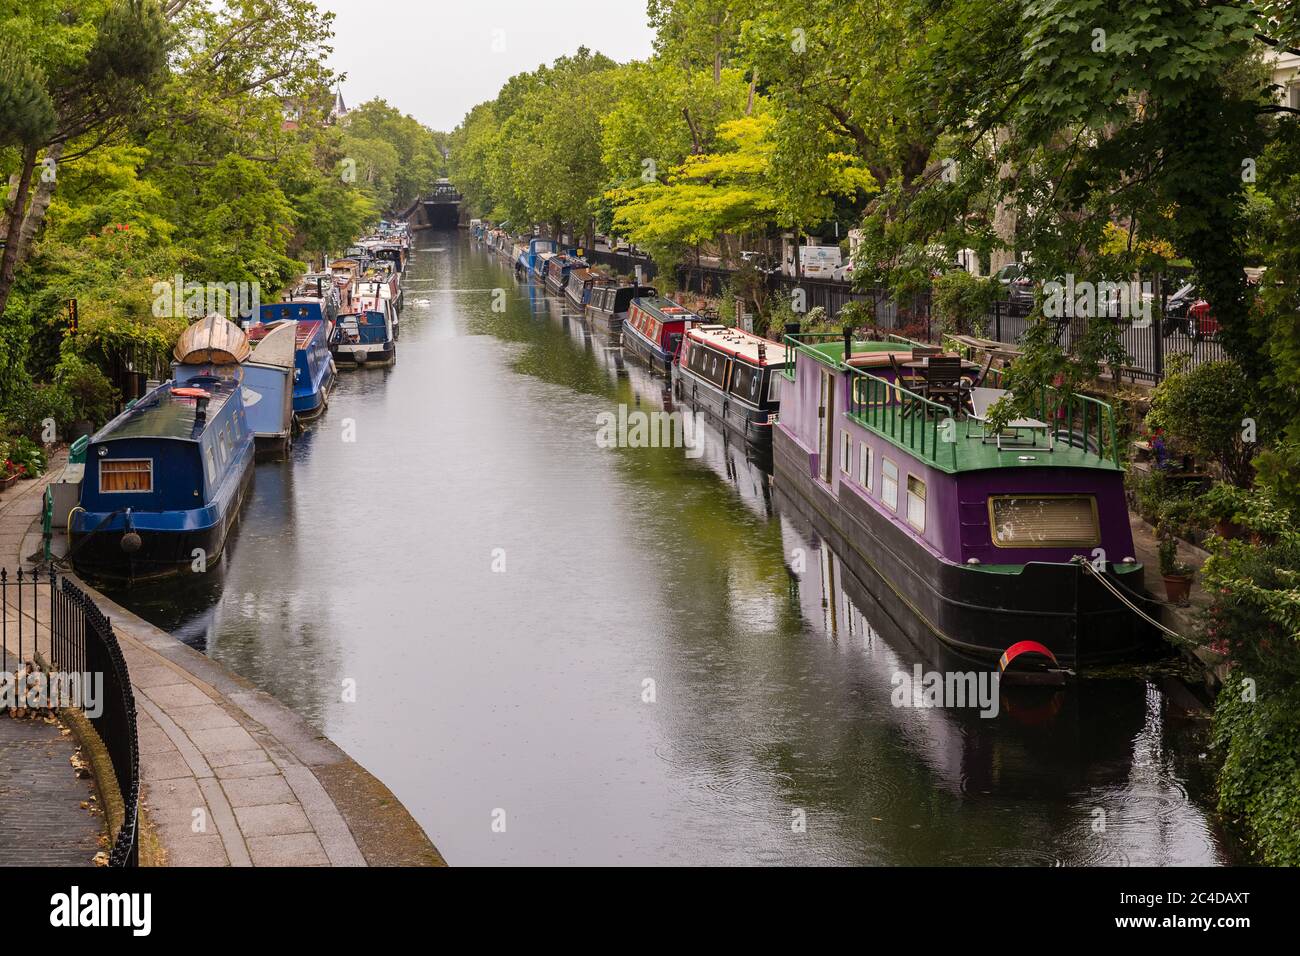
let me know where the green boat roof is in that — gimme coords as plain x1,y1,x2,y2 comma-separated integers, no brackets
785,335,1123,475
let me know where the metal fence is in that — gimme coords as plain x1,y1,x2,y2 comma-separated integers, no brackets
1,568,140,866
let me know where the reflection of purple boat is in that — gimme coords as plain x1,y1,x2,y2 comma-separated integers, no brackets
772,333,1152,668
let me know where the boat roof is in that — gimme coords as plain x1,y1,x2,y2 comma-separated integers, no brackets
94,378,239,443
630,296,697,323
687,324,787,367
249,319,321,349
173,315,251,365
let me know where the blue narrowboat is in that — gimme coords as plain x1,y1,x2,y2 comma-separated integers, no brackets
620,296,696,375
333,291,397,368
253,303,337,420
69,377,256,582
515,237,557,279
173,316,296,457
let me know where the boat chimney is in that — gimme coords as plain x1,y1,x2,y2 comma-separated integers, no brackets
842,324,854,360
757,343,767,364
195,396,209,426
784,321,800,338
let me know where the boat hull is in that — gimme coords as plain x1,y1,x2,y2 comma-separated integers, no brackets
674,366,773,450
333,341,396,368
621,325,674,375
771,422,1154,668
70,453,254,583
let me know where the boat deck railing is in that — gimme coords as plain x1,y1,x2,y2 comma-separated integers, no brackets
845,367,960,469
782,332,1122,470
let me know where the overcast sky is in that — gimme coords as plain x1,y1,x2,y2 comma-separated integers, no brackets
319,0,656,132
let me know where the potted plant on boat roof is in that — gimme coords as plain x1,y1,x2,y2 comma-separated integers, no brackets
1157,530,1194,605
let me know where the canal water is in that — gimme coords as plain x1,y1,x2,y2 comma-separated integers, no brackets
112,236,1234,865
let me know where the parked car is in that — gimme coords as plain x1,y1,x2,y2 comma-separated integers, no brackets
995,262,1035,316
1160,281,1198,335
832,261,855,282
1187,300,1219,340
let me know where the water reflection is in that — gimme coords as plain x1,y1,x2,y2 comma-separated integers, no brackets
105,236,1230,865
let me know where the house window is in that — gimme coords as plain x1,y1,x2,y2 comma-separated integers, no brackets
840,431,852,473
882,459,898,511
859,443,873,491
100,459,153,493
907,475,927,532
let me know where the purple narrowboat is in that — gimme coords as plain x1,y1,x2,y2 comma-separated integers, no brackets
771,333,1151,669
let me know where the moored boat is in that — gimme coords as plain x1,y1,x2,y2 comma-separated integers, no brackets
585,283,656,333
771,332,1152,669
674,323,789,450
173,316,296,458
333,291,397,368
69,376,255,582
543,253,585,296
564,267,610,311
252,303,336,421
620,296,695,375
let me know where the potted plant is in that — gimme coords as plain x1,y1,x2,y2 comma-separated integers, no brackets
1158,533,1194,605
1200,482,1250,540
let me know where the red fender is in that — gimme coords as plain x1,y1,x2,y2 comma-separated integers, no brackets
998,640,1059,672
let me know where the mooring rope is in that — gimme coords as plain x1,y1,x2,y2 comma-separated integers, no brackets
1077,558,1187,642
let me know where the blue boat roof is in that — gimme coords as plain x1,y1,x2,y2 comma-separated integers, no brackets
94,379,239,443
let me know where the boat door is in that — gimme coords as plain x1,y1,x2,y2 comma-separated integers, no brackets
818,368,834,482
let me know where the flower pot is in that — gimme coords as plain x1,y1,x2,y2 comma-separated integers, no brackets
1163,574,1193,605
0,474,17,492
1214,518,1242,540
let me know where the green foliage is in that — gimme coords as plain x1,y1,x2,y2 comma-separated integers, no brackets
1147,360,1260,486
1213,683,1300,866
930,270,995,335
53,352,116,427
0,36,57,147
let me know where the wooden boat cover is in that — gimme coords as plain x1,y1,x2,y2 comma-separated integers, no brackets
174,315,252,365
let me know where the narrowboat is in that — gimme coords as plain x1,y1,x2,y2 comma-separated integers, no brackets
357,265,403,323
674,324,789,450
586,283,656,333
564,268,611,311
516,237,557,278
173,316,296,457
770,332,1152,669
621,296,695,375
69,375,255,582
253,303,337,420
334,293,397,368
543,254,585,297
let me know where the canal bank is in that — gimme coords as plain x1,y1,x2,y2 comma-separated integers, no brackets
1,463,443,867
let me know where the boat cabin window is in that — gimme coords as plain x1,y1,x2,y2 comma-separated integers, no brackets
840,431,852,474
206,447,218,485
100,458,153,493
882,459,899,511
859,443,873,491
906,475,927,532
989,495,1100,548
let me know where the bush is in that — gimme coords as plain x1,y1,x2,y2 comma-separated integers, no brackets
54,354,117,428
3,436,47,479
931,270,996,335
1147,360,1259,486
1,384,73,443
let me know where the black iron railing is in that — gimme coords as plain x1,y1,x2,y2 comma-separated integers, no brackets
1,568,139,866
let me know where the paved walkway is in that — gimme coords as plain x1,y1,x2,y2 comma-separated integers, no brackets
2,449,443,866
0,712,102,865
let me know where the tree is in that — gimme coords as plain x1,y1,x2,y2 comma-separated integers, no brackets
0,0,170,319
